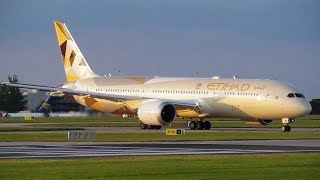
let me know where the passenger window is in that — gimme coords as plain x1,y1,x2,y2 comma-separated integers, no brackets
287,93,295,98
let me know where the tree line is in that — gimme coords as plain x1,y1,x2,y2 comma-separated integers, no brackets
0,75,26,113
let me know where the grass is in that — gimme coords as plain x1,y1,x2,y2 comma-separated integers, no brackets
0,153,319,179
0,131,319,142
0,115,318,133
212,119,320,128
0,116,139,123
0,127,84,132
0,120,317,132
19,118,319,129
25,122,139,128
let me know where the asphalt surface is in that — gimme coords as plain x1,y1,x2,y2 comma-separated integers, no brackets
0,121,319,159
1,124,320,134
1,122,319,133
0,140,319,159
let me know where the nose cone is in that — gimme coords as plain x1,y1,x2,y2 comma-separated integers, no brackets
285,100,312,118
304,102,312,115
296,101,312,117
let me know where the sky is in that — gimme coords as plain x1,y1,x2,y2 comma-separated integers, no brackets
0,0,319,99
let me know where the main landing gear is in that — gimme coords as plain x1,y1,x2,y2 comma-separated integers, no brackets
140,122,162,130
189,119,211,130
139,119,212,130
281,118,294,132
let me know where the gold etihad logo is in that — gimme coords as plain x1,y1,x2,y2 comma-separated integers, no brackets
207,83,267,91
207,83,250,91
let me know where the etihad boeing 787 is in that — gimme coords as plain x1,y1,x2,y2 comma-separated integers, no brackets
3,21,312,132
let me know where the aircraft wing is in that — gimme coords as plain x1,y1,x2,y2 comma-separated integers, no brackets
1,82,197,109
2,82,139,101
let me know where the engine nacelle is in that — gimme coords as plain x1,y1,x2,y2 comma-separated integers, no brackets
137,100,176,125
244,119,274,125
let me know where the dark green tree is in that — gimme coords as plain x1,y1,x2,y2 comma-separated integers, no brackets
0,75,26,113
310,99,320,115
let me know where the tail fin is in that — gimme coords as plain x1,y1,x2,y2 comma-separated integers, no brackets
54,20,98,82
36,96,52,114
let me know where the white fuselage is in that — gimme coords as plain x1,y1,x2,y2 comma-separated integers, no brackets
66,76,311,121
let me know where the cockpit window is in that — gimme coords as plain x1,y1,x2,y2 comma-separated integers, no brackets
287,93,305,98
287,93,295,98
295,93,305,98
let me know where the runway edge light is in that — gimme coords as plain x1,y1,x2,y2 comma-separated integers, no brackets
166,129,185,135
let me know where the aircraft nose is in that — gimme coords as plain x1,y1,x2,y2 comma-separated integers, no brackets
304,102,312,115
297,101,312,116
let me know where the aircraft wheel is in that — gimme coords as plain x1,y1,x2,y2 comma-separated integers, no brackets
281,125,291,132
204,121,211,130
140,122,147,129
196,121,204,130
154,126,162,130
189,121,196,130
147,125,155,129
286,125,291,132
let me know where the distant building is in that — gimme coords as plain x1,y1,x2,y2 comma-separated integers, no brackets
22,90,49,112
47,96,84,113
21,90,83,113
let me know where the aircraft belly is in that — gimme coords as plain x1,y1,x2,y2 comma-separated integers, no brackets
245,102,286,119
74,95,138,114
218,99,285,120
176,109,202,118
204,97,283,119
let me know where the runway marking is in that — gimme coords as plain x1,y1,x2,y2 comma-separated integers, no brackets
0,144,319,159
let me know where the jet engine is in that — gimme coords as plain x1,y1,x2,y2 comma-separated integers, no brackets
244,119,274,125
137,100,176,125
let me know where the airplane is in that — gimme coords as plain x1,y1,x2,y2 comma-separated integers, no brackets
2,20,312,132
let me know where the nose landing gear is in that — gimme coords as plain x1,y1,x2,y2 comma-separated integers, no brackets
281,125,291,132
281,118,294,132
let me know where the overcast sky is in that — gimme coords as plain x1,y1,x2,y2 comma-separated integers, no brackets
0,0,319,99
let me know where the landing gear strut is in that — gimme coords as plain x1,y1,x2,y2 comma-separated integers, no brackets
189,119,211,130
281,118,294,132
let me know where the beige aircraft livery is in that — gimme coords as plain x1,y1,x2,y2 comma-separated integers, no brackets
3,21,312,132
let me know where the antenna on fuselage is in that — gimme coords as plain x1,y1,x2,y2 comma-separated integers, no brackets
103,73,112,77
270,74,278,80
193,72,199,77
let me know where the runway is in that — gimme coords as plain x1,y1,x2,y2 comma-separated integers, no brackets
0,140,319,159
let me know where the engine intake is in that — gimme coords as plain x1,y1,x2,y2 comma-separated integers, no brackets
137,100,176,125
257,119,273,125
